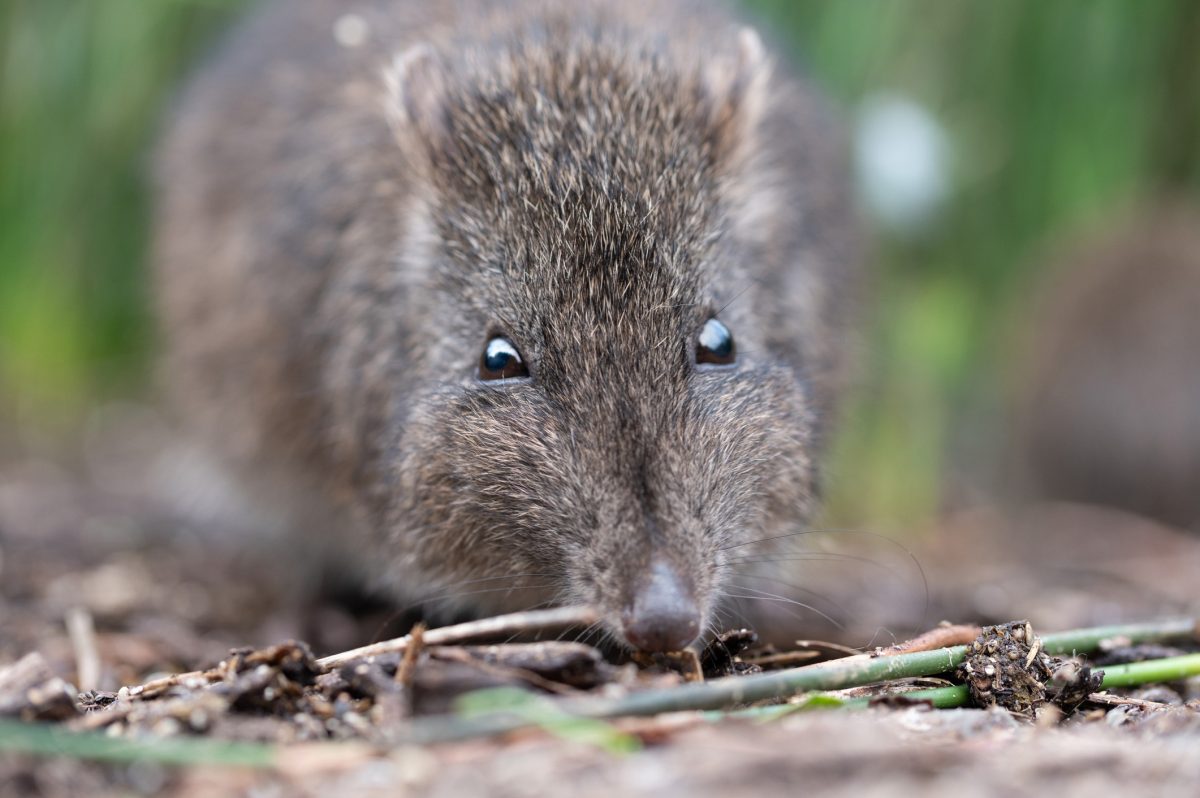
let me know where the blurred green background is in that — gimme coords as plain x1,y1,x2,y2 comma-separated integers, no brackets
1,0,1197,528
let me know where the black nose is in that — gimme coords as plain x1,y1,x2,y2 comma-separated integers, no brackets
621,558,701,652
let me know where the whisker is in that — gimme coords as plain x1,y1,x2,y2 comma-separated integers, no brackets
575,620,607,648
723,552,904,582
364,578,561,645
722,569,851,621
717,590,838,632
413,582,559,615
722,531,803,552
563,618,601,643
706,603,743,638
491,598,561,645
861,626,899,650
722,527,930,625
716,280,759,316
395,571,560,615
721,584,845,630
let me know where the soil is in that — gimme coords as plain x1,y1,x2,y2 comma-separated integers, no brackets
2,418,1199,797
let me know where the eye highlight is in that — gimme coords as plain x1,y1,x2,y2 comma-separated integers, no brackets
479,336,530,381
695,318,736,366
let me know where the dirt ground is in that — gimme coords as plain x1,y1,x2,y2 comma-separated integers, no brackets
2,413,1199,797
4,706,1199,798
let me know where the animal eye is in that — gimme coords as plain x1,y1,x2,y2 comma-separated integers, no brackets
696,318,736,366
479,336,530,381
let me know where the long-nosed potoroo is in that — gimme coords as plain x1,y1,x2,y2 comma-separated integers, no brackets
154,0,859,652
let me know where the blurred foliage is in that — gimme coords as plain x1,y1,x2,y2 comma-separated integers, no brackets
747,0,1200,528
0,0,1197,526
0,0,239,434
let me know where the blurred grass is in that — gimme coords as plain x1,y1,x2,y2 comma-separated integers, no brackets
0,0,1197,526
748,0,1200,528
0,718,274,767
0,0,240,435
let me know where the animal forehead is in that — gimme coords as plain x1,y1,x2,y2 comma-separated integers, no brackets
441,48,720,281
437,38,720,224
492,240,703,356
429,36,726,353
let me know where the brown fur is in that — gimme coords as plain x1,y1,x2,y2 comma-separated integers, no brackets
154,0,858,647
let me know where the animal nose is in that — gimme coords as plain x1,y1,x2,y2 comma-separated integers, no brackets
621,558,701,652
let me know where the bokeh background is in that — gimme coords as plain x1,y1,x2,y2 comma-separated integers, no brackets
2,0,1198,532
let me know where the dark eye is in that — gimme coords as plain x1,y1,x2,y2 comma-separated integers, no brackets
479,336,530,381
696,318,736,366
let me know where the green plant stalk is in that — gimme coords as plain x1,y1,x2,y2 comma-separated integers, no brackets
1090,652,1200,689
581,619,1197,720
0,719,275,768
1039,620,1198,657
455,687,641,754
408,618,1196,743
835,652,1200,712
1,620,1194,756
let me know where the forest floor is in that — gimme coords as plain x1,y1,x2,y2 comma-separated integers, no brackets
1,431,1199,797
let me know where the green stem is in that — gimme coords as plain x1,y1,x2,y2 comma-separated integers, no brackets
849,652,1200,711
581,618,1197,720
1093,652,1200,689
408,617,1196,743
0,719,275,768
1040,619,1198,657
2,619,1194,756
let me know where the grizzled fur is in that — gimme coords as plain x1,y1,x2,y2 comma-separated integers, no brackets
155,0,858,646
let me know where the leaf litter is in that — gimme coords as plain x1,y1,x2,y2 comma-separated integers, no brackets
2,455,1200,796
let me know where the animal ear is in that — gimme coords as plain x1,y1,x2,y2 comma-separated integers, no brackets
704,28,772,166
385,43,450,156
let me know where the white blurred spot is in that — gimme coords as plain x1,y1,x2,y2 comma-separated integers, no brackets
855,93,950,236
333,14,369,49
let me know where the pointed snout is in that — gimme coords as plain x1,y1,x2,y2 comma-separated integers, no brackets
621,557,701,652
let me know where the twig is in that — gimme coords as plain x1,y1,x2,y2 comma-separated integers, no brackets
65,608,101,694
317,606,600,669
875,624,982,656
744,624,979,675
792,640,866,659
742,651,822,668
1084,693,1180,710
120,607,600,700
426,647,580,696
401,617,1198,744
124,669,213,700
394,622,425,687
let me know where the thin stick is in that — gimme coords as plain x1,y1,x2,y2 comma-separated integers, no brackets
426,647,580,696
124,606,601,698
125,669,211,699
65,608,101,694
402,617,1198,744
875,624,982,656
317,606,600,669
394,622,426,687
742,651,822,668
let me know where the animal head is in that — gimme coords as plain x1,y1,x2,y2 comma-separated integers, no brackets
353,14,850,651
